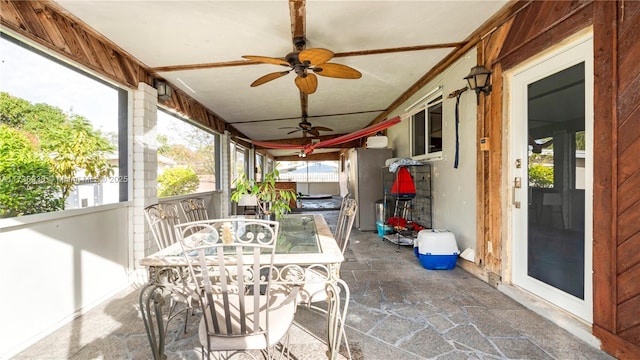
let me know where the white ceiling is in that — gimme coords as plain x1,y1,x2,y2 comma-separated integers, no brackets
54,0,508,157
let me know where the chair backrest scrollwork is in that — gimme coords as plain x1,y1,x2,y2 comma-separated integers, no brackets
144,203,181,250
179,198,209,222
175,218,286,342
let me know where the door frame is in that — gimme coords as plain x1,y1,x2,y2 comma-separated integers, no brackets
505,31,594,323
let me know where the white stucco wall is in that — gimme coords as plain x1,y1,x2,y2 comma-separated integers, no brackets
386,49,478,252
0,205,131,358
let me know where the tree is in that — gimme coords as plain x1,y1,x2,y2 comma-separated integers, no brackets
0,125,63,217
0,92,115,210
157,166,200,197
41,115,115,201
163,144,196,164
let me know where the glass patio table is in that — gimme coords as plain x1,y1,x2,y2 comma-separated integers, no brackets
139,214,346,360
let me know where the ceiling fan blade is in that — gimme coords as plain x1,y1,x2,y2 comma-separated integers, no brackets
278,126,300,130
309,129,321,137
299,48,334,66
313,63,362,79
242,55,290,67
250,71,290,87
312,126,333,132
295,73,318,94
287,129,302,135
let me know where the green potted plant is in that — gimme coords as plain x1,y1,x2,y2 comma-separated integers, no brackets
231,169,297,220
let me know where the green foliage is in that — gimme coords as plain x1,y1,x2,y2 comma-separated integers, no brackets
231,169,297,219
0,125,63,217
0,92,115,214
157,166,200,197
43,115,115,200
528,163,554,188
575,131,585,151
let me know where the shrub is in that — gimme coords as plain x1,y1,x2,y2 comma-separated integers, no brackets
528,163,554,188
157,166,200,197
0,125,63,217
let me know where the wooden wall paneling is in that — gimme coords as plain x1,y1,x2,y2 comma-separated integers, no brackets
475,75,487,267
0,0,149,89
38,7,69,53
617,167,640,215
484,21,510,276
616,261,640,304
617,294,640,333
499,1,593,71
11,1,50,41
499,1,534,55
485,62,503,275
615,5,640,100
474,19,511,274
617,232,640,274
73,23,102,70
617,140,640,186
616,99,640,154
521,0,551,41
592,0,617,336
594,324,640,359
618,325,640,353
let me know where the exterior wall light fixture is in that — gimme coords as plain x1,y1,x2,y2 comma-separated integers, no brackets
464,65,492,104
154,79,173,102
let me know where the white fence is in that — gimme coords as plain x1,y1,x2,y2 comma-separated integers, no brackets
279,172,339,182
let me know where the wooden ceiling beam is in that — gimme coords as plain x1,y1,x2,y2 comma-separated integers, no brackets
275,152,340,162
289,0,305,48
252,133,360,149
333,42,463,57
289,0,309,122
148,41,466,73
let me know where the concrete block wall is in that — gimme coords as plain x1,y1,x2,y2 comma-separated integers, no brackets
132,82,159,267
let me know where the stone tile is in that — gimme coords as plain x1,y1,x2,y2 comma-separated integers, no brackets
378,280,414,303
15,208,616,360
444,325,500,356
428,297,468,317
436,350,481,360
490,337,553,360
393,302,441,321
466,286,526,311
344,302,388,333
369,315,426,345
465,307,522,337
398,326,456,358
426,313,457,333
403,280,461,302
346,330,424,360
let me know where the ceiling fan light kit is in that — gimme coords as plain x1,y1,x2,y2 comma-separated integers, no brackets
279,119,333,137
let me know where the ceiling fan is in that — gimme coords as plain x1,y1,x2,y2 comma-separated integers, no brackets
243,37,362,94
279,118,333,137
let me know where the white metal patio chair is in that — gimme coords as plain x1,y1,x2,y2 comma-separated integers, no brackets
333,194,351,236
144,203,195,333
145,203,182,250
180,198,209,222
175,218,299,360
298,198,357,359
